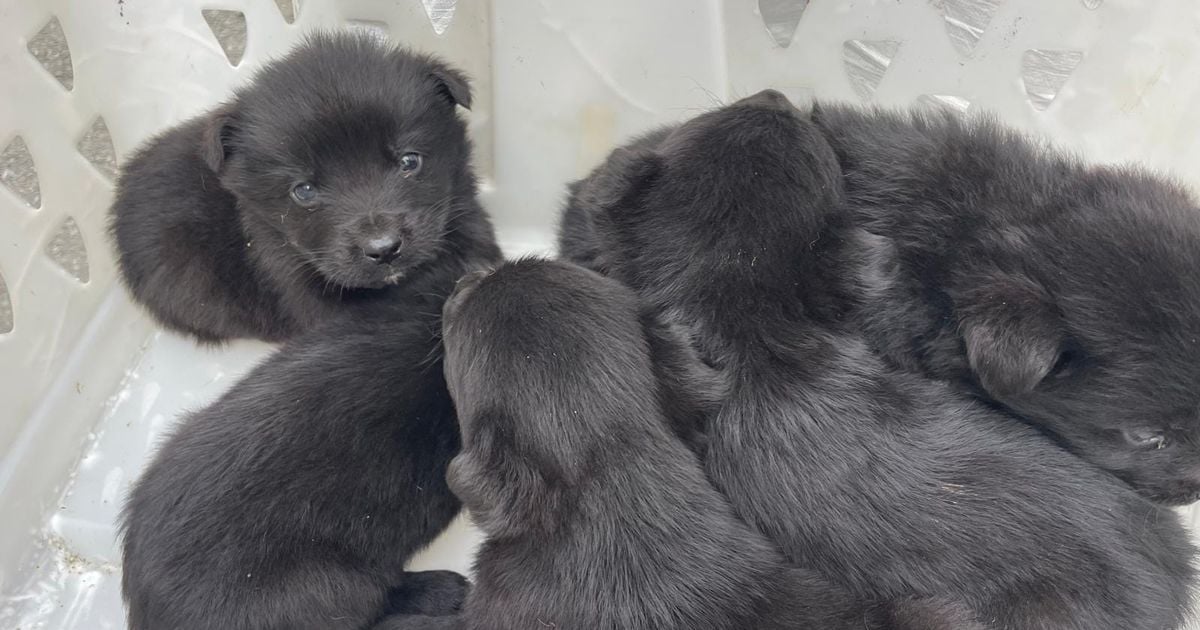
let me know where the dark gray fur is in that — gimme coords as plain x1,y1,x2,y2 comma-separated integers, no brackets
121,281,474,629
559,90,1196,629
380,258,973,630
108,32,498,343
801,103,1200,506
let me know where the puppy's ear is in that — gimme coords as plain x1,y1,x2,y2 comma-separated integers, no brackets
956,274,1064,398
446,452,511,532
578,147,664,215
446,422,559,539
428,62,472,110
199,103,240,173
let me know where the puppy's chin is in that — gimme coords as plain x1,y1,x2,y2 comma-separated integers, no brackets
309,242,441,290
316,263,409,291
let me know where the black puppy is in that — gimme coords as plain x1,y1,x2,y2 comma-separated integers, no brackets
380,258,970,630
120,254,491,628
109,32,498,343
798,103,1200,506
571,91,1195,629
562,102,1200,507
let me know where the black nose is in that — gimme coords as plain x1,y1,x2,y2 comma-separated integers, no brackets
737,89,797,112
363,236,402,264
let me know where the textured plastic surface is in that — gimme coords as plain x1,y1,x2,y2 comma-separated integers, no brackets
1,0,1199,627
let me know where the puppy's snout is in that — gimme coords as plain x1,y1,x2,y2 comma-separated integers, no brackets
362,235,402,264
737,89,798,112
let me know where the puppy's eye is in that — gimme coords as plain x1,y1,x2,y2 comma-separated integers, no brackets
399,152,423,175
1125,429,1168,450
291,182,318,205
1044,345,1084,383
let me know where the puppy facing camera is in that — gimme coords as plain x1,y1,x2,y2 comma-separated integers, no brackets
109,30,499,343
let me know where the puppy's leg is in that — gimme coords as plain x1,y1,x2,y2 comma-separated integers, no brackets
382,571,471,616
371,614,464,630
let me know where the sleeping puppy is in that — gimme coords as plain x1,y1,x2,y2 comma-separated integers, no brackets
109,31,498,343
120,256,492,629
380,258,914,630
802,103,1200,506
572,90,1195,629
562,102,1200,507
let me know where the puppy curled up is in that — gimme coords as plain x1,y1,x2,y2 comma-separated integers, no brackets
803,104,1200,506
109,31,498,343
567,90,1195,629
559,103,1200,507
378,258,942,630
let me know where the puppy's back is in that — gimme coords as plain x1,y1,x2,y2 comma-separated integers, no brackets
121,298,463,630
441,260,877,630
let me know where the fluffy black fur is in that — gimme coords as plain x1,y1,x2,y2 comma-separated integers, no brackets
109,32,497,343
557,126,674,272
800,103,1200,506
380,258,970,630
564,90,1195,629
120,243,498,628
561,100,1200,506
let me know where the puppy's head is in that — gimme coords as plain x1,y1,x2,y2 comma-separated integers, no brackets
556,125,677,273
956,169,1200,504
576,90,840,299
441,260,664,535
203,32,474,289
442,259,655,443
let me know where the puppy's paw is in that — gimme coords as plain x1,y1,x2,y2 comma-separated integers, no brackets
384,570,470,616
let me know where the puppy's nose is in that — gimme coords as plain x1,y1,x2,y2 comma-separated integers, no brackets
363,236,402,264
737,89,797,112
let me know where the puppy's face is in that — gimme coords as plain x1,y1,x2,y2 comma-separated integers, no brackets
960,173,1200,504
205,33,474,289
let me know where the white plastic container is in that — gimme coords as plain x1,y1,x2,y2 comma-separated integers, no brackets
1,0,1198,627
